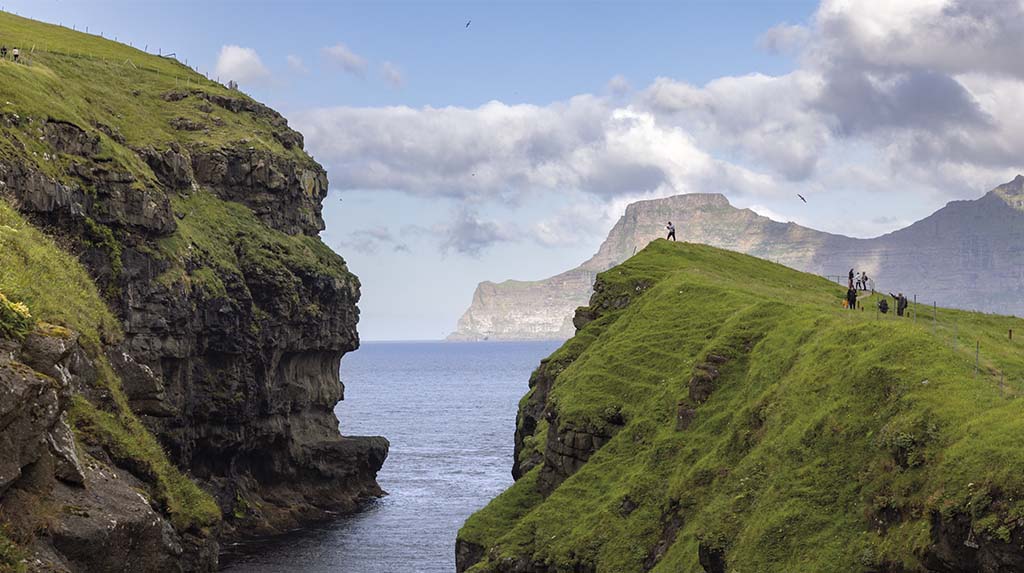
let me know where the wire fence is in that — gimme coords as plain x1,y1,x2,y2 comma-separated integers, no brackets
0,23,231,92
832,285,1019,401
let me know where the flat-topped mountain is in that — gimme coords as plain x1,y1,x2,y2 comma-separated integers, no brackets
449,178,1024,340
459,240,1024,572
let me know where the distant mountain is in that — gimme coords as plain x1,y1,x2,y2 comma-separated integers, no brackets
448,176,1024,341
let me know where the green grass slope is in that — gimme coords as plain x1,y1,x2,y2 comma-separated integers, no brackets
0,11,306,182
460,239,1024,572
0,9,348,560
0,167,218,535
0,9,334,298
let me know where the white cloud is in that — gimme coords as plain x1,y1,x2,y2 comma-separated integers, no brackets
382,61,404,88
297,0,1024,250
743,204,791,223
286,54,308,74
323,42,367,76
530,194,616,247
338,226,410,254
607,74,631,96
294,97,776,205
214,45,270,85
643,72,829,180
812,0,1024,79
758,23,811,54
436,208,518,256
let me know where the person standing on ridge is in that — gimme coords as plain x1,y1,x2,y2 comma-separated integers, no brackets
847,286,858,311
848,268,855,289
889,292,908,317
862,271,871,292
666,221,676,241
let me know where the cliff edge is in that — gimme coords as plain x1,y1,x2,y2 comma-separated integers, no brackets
458,240,1024,572
0,12,386,571
450,181,1024,340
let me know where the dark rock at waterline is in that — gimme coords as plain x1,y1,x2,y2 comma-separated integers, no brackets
1,326,218,572
1,75,385,570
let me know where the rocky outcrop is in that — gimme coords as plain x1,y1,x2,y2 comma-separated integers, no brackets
189,146,328,236
451,179,1024,340
447,272,592,341
32,105,380,529
0,325,215,572
0,332,86,496
536,415,619,495
0,40,386,570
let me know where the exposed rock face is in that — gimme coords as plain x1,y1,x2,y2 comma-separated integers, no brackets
0,326,214,572
462,241,1024,572
1,87,386,565
189,146,328,236
447,272,591,341
450,179,1024,340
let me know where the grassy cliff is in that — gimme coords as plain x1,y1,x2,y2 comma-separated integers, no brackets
0,201,219,561
460,239,1024,572
0,10,375,571
0,11,305,178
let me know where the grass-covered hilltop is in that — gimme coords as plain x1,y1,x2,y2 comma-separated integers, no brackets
458,239,1024,573
0,11,385,572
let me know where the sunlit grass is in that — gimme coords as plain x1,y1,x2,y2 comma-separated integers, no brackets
461,239,1024,572
0,199,219,535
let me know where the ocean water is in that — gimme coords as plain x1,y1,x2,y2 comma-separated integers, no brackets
221,340,560,573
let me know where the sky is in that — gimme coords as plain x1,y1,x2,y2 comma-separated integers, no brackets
5,0,1024,340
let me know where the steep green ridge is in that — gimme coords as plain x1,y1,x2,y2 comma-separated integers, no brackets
0,202,119,343
155,189,355,298
0,10,381,571
0,201,218,540
460,240,1024,572
0,12,305,183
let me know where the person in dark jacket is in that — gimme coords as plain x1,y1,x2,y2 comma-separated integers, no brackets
888,292,908,317
847,287,858,310
848,268,855,289
878,298,889,314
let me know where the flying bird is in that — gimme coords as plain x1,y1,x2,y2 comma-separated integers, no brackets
797,194,807,203
465,19,472,28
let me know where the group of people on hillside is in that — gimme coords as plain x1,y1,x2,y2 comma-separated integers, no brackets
844,268,871,310
849,268,871,291
843,267,911,317
0,46,21,63
659,227,911,317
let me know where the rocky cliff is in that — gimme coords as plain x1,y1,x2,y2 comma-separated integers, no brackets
0,12,385,571
450,181,1024,340
459,240,1024,572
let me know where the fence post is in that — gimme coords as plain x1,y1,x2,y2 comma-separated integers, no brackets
975,341,979,377
913,294,917,322
953,320,957,352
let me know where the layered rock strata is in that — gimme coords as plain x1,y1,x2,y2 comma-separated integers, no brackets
451,180,1024,340
0,35,386,570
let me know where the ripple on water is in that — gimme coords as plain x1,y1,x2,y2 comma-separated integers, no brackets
220,340,559,573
